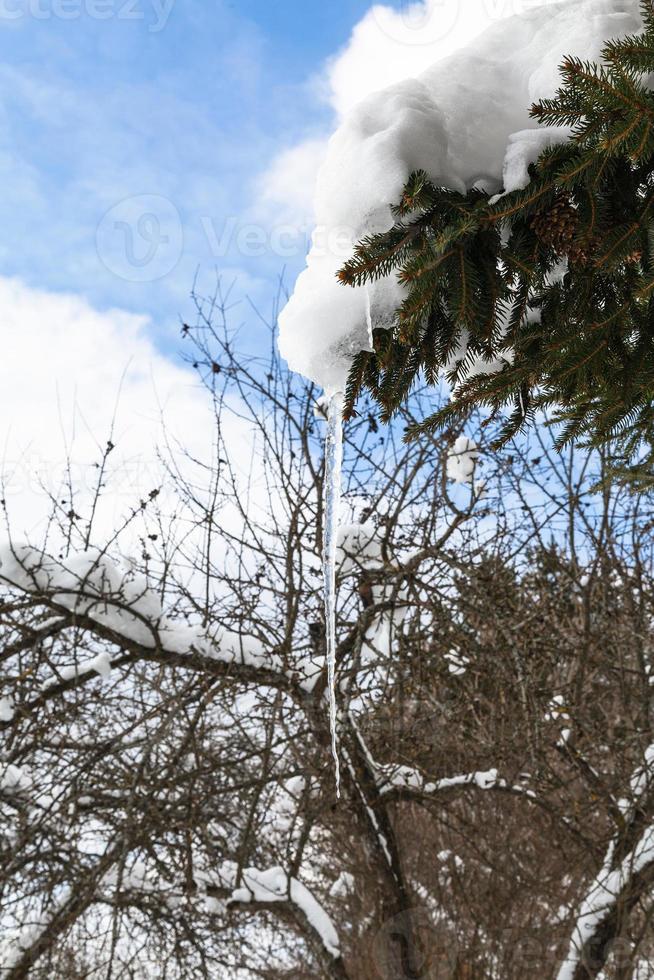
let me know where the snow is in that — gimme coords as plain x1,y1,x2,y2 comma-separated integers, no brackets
0,697,14,722
0,545,163,649
501,126,571,194
444,649,469,676
278,0,644,393
437,849,464,871
377,763,501,795
0,888,71,972
336,521,382,573
329,871,354,899
340,735,395,869
0,762,32,795
0,543,293,685
546,694,573,746
0,541,370,698
557,744,654,979
269,776,307,834
226,866,341,959
629,742,654,799
446,436,479,485
102,860,154,895
43,651,113,689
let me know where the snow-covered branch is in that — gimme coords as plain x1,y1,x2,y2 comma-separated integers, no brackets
377,763,505,796
227,866,341,959
0,544,307,718
4,298,654,975
558,745,654,979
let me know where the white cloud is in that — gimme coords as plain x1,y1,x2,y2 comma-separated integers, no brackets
0,277,295,593
0,276,209,539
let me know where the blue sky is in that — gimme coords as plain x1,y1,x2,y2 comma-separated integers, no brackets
0,0,383,352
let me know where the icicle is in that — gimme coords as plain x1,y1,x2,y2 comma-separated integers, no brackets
364,284,373,348
323,390,344,797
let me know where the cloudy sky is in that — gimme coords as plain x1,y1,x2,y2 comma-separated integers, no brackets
1,0,524,535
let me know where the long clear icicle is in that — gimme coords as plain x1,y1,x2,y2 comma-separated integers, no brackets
323,391,344,797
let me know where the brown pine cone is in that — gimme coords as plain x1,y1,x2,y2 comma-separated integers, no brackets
531,196,605,266
531,195,579,252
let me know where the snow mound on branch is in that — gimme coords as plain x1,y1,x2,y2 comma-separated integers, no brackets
0,763,31,795
336,521,382,573
446,436,479,485
329,871,354,898
278,0,643,393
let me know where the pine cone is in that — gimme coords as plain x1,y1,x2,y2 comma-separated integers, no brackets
531,196,579,253
530,196,608,266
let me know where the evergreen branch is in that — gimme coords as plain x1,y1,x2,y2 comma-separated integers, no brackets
334,11,654,479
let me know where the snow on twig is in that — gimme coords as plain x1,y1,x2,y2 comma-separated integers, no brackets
197,863,341,959
0,543,318,689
